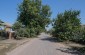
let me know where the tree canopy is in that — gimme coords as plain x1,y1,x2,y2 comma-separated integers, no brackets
52,10,81,40
16,0,51,37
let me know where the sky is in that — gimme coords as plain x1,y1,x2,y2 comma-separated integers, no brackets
0,0,85,30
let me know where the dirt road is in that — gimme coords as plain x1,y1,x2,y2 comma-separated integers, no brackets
7,33,76,55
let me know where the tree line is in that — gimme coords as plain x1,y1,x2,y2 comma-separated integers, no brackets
13,0,85,43
0,0,85,43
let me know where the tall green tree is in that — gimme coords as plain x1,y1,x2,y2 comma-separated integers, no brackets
52,10,81,40
17,0,51,36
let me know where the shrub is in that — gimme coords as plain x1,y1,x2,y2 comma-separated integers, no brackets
79,27,85,42
12,22,30,39
14,28,30,38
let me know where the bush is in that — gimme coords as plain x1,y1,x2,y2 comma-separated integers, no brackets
78,27,85,43
12,22,30,39
12,22,38,38
14,28,30,39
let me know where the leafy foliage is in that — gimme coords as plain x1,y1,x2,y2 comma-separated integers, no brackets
17,0,51,37
52,10,81,41
77,26,85,43
12,21,30,38
12,21,23,30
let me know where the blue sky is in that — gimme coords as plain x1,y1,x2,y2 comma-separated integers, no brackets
0,0,85,30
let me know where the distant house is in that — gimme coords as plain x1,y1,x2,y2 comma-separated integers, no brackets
0,21,14,39
2,22,12,32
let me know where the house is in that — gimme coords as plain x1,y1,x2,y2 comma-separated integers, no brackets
2,23,12,31
0,21,14,39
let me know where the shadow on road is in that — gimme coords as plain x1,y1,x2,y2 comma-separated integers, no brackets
40,36,85,55
56,47,83,55
40,37,58,42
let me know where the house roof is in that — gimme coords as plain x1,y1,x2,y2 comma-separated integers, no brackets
1,22,12,27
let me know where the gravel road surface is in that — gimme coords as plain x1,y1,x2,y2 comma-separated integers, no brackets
7,33,76,55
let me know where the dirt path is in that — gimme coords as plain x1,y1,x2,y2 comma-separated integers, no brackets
6,33,77,55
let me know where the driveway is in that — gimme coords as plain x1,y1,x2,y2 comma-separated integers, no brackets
7,33,77,55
